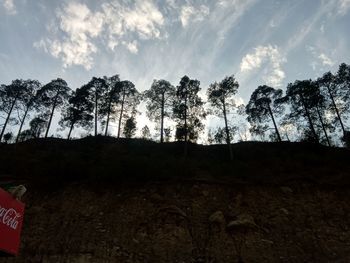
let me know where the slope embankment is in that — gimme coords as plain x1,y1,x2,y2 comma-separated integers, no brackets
0,138,349,262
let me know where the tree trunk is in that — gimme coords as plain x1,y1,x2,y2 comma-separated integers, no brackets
268,104,282,142
104,95,113,136
117,90,126,138
327,85,346,136
67,121,75,140
15,105,30,143
223,100,233,160
160,92,165,143
300,93,319,143
316,106,331,147
0,97,17,142
184,92,188,158
45,93,59,139
94,89,98,136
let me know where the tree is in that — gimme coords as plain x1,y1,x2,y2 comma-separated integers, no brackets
99,75,121,136
0,80,27,141
3,132,13,144
18,116,48,142
115,81,139,138
173,76,206,151
59,86,94,139
82,77,108,136
308,81,333,146
277,80,320,143
207,75,239,159
14,80,41,143
337,63,350,102
36,78,71,138
164,128,172,142
317,71,346,137
141,125,151,139
212,126,238,144
246,85,284,142
123,117,137,138
144,79,175,143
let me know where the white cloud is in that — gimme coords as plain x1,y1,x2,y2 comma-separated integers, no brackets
123,40,138,54
240,45,286,87
33,2,104,70
338,0,350,15
180,4,209,27
102,0,164,39
35,0,165,70
2,0,16,14
308,46,335,69
318,53,334,66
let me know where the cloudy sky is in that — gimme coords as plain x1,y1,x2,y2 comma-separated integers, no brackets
1,0,349,96
1,0,350,137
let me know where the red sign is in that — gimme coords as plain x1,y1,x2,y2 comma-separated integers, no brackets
0,188,25,255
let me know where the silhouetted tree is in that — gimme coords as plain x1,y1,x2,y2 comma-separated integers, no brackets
212,126,238,144
22,116,47,139
337,63,350,100
317,71,346,137
144,79,175,143
59,86,94,139
308,81,333,146
36,78,71,138
14,80,41,143
81,77,109,136
207,75,239,159
115,81,139,138
173,76,206,156
3,132,13,144
123,117,137,138
277,80,320,143
246,85,284,142
164,127,172,142
99,75,121,136
0,80,27,141
141,125,151,139
249,124,270,141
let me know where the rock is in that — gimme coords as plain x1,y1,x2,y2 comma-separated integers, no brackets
158,205,187,218
209,211,226,225
149,193,164,203
261,239,274,245
280,208,289,215
227,214,257,230
280,186,293,194
7,185,27,200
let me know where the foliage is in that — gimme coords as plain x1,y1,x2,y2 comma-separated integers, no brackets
36,78,71,138
173,76,206,143
59,86,94,139
141,125,151,140
123,117,137,138
1,63,350,146
143,79,175,142
3,132,13,143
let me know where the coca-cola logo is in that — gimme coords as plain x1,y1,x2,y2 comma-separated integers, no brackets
0,206,21,230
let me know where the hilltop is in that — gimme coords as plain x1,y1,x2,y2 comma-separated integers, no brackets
1,137,350,187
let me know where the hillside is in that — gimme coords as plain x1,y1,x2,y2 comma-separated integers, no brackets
0,139,350,262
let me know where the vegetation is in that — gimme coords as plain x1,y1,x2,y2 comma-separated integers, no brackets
1,63,350,157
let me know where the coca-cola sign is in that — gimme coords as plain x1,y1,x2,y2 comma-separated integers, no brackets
0,188,25,255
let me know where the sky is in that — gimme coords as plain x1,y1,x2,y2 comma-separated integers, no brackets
1,0,350,139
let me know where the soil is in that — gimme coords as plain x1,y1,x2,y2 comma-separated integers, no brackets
1,181,349,263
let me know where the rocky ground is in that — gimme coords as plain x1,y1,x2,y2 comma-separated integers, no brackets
1,180,349,263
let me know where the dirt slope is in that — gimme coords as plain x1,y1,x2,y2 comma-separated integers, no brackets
0,181,349,263
1,139,350,262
